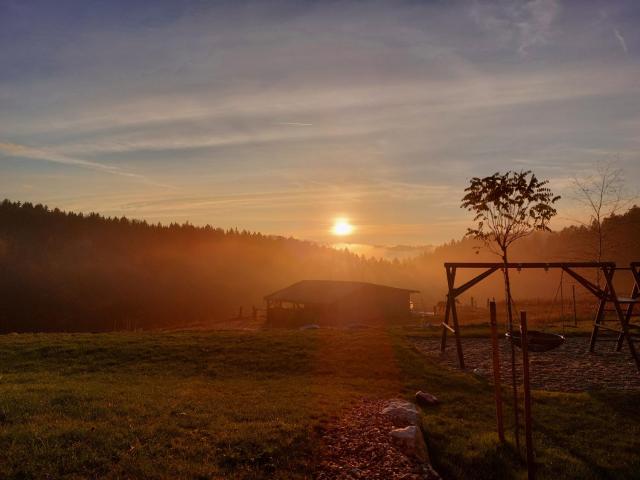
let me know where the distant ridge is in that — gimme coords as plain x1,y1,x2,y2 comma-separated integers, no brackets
1,199,638,332
0,199,416,332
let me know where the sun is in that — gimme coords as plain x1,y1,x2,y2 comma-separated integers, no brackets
332,218,354,236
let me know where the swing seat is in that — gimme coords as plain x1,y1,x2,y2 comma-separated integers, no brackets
506,330,565,352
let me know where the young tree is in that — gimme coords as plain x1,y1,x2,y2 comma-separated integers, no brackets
461,170,560,326
461,170,559,452
572,160,635,283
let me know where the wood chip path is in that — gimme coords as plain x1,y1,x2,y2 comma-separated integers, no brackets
315,399,440,480
409,336,640,392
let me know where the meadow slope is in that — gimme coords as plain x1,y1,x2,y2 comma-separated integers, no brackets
0,329,637,479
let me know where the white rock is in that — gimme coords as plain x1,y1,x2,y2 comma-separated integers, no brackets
299,324,320,330
473,367,488,377
381,399,418,426
415,390,439,407
389,425,429,462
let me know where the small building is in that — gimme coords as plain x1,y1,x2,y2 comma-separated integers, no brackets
264,280,419,327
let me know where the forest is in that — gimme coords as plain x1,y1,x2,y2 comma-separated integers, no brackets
0,199,638,332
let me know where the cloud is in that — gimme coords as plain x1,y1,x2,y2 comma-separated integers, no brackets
471,0,560,56
614,27,628,54
0,141,170,187
1,0,640,245
518,0,559,55
24,64,638,162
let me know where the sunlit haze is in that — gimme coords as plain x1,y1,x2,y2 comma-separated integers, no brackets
332,218,355,236
1,0,639,248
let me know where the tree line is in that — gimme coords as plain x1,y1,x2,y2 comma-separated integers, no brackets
0,199,638,332
0,200,418,332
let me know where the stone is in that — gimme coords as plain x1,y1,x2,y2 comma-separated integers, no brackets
472,367,488,377
415,391,439,407
389,425,429,463
299,324,320,330
381,399,419,427
346,323,369,329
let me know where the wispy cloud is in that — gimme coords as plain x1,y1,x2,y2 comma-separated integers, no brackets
470,0,560,56
517,0,559,55
0,142,171,187
614,27,628,54
28,65,638,160
1,0,639,245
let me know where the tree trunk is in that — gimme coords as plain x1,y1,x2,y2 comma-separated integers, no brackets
502,250,520,454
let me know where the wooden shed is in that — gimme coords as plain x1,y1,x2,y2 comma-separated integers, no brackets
264,280,419,328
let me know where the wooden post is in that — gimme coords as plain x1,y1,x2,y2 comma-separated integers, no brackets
440,294,451,352
589,293,606,352
441,265,465,369
448,267,465,369
572,284,577,327
620,270,639,351
520,311,535,480
604,267,640,371
560,275,565,324
490,301,505,443
451,300,465,370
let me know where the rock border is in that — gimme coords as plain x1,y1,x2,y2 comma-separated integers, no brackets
316,398,441,479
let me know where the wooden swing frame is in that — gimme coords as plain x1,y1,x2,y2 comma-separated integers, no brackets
589,262,640,361
440,262,640,372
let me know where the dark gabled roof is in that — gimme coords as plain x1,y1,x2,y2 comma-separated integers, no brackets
264,280,419,305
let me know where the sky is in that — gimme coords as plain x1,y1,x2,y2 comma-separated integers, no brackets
1,0,639,249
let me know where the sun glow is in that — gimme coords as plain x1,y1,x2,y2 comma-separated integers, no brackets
332,218,354,236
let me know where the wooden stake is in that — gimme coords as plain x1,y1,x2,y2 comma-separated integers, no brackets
445,266,465,369
440,294,451,352
560,275,565,323
503,264,520,454
520,311,535,480
572,284,577,327
489,301,505,443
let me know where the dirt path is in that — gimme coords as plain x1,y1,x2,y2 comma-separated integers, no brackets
409,336,640,392
311,330,439,479
315,398,440,480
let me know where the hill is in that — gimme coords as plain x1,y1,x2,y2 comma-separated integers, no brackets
0,200,417,332
412,206,640,306
1,199,638,332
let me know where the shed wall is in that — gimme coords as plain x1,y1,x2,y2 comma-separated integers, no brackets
266,285,411,327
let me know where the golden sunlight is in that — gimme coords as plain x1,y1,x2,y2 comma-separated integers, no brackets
331,218,354,236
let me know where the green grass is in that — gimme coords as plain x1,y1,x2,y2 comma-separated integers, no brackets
394,332,640,479
0,329,638,479
0,330,401,479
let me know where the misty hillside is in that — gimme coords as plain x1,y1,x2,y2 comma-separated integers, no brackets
0,200,418,332
1,199,638,332
413,205,640,305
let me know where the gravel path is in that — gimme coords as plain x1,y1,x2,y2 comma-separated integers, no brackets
409,336,640,392
315,399,440,480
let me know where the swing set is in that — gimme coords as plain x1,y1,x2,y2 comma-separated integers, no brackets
440,261,640,372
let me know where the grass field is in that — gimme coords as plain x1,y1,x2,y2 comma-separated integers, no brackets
0,328,638,479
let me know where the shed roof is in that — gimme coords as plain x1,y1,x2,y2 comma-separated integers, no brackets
264,280,419,305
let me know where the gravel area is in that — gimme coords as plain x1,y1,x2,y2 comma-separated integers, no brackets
409,336,640,392
315,399,440,480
